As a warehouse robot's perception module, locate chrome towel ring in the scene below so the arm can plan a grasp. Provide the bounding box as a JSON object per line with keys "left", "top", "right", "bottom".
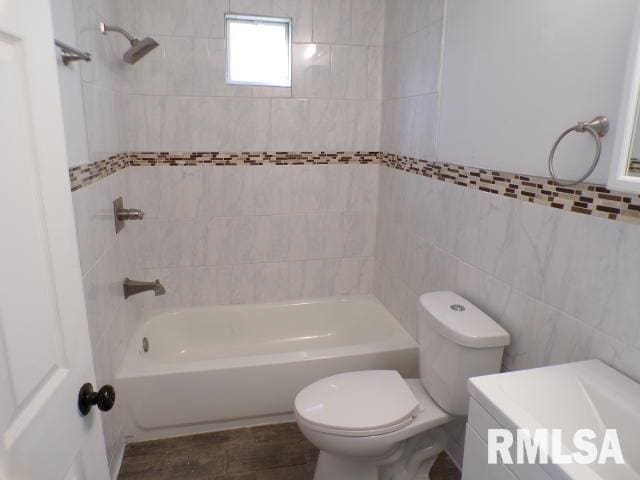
{"left": 548, "top": 116, "right": 609, "bottom": 187}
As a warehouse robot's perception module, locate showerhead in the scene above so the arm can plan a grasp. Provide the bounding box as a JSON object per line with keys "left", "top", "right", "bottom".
{"left": 99, "top": 22, "right": 159, "bottom": 64}
{"left": 123, "top": 37, "right": 159, "bottom": 64}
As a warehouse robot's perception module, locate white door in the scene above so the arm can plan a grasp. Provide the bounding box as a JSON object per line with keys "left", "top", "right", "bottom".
{"left": 0, "top": 0, "right": 110, "bottom": 479}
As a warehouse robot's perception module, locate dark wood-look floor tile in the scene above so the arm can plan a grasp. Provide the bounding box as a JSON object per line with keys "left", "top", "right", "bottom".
{"left": 191, "top": 427, "right": 254, "bottom": 449}
{"left": 118, "top": 422, "right": 461, "bottom": 480}
{"left": 432, "top": 452, "right": 462, "bottom": 480}
{"left": 254, "top": 463, "right": 316, "bottom": 480}
{"left": 250, "top": 423, "right": 306, "bottom": 444}
{"left": 163, "top": 448, "right": 226, "bottom": 479}
{"left": 213, "top": 474, "right": 258, "bottom": 480}
{"left": 118, "top": 452, "right": 165, "bottom": 479}
{"left": 227, "top": 443, "right": 306, "bottom": 474}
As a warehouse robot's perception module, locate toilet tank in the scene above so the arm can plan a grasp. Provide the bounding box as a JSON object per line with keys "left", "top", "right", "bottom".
{"left": 418, "top": 291, "right": 510, "bottom": 416}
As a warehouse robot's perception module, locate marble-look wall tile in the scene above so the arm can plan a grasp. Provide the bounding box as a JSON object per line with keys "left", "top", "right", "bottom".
{"left": 190, "top": 97, "right": 270, "bottom": 151}
{"left": 212, "top": 166, "right": 255, "bottom": 217}
{"left": 351, "top": 0, "right": 385, "bottom": 46}
{"left": 381, "top": 0, "right": 444, "bottom": 157}
{"left": 253, "top": 165, "right": 293, "bottom": 215}
{"left": 347, "top": 100, "right": 381, "bottom": 151}
{"left": 254, "top": 262, "right": 291, "bottom": 302}
{"left": 292, "top": 43, "right": 331, "bottom": 99}
{"left": 367, "top": 47, "right": 384, "bottom": 100}
{"left": 325, "top": 257, "right": 374, "bottom": 295}
{"left": 273, "top": 0, "right": 312, "bottom": 42}
{"left": 331, "top": 46, "right": 369, "bottom": 99}
{"left": 312, "top": 0, "right": 352, "bottom": 44}
{"left": 230, "top": 0, "right": 272, "bottom": 15}
{"left": 120, "top": 95, "right": 148, "bottom": 152}
{"left": 124, "top": 164, "right": 377, "bottom": 311}
{"left": 290, "top": 259, "right": 327, "bottom": 298}
{"left": 115, "top": 0, "right": 383, "bottom": 153}
{"left": 139, "top": 0, "right": 228, "bottom": 37}
{"left": 164, "top": 36, "right": 210, "bottom": 96}
{"left": 217, "top": 264, "right": 255, "bottom": 304}
{"left": 254, "top": 215, "right": 291, "bottom": 262}
{"left": 145, "top": 96, "right": 191, "bottom": 151}
{"left": 157, "top": 166, "right": 204, "bottom": 219}
{"left": 373, "top": 164, "right": 640, "bottom": 386}
{"left": 291, "top": 164, "right": 328, "bottom": 213}
{"left": 270, "top": 99, "right": 310, "bottom": 151}
{"left": 288, "top": 214, "right": 325, "bottom": 260}
{"left": 309, "top": 99, "right": 348, "bottom": 150}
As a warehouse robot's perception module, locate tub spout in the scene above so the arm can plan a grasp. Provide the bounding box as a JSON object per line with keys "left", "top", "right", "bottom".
{"left": 123, "top": 278, "right": 166, "bottom": 299}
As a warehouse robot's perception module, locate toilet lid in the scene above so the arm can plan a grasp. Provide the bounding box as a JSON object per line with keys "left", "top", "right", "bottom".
{"left": 295, "top": 370, "right": 419, "bottom": 434}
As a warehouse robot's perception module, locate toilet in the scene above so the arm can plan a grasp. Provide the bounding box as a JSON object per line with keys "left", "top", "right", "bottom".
{"left": 294, "top": 291, "right": 510, "bottom": 480}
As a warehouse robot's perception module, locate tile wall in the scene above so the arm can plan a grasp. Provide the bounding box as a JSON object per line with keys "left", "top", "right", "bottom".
{"left": 74, "top": 0, "right": 128, "bottom": 165}
{"left": 128, "top": 163, "right": 379, "bottom": 311}
{"left": 114, "top": 0, "right": 385, "bottom": 152}
{"left": 372, "top": 165, "right": 640, "bottom": 465}
{"left": 71, "top": 170, "right": 139, "bottom": 475}
{"left": 377, "top": 0, "right": 640, "bottom": 465}
{"left": 381, "top": 0, "right": 444, "bottom": 159}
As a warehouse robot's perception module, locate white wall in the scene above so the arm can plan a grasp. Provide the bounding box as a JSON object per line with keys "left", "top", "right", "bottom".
{"left": 438, "top": 0, "right": 638, "bottom": 183}
{"left": 116, "top": 0, "right": 385, "bottom": 152}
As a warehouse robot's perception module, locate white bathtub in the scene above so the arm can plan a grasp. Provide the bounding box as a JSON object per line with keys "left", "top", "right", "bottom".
{"left": 117, "top": 295, "right": 418, "bottom": 440}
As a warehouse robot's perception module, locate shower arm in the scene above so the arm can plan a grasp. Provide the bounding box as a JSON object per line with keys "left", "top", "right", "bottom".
{"left": 99, "top": 22, "right": 137, "bottom": 44}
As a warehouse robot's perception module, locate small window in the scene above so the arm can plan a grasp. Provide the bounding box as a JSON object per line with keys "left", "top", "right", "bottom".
{"left": 225, "top": 14, "right": 292, "bottom": 87}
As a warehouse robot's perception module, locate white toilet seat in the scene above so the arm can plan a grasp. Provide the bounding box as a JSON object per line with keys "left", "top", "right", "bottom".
{"left": 295, "top": 370, "right": 419, "bottom": 437}
{"left": 296, "top": 413, "right": 415, "bottom": 437}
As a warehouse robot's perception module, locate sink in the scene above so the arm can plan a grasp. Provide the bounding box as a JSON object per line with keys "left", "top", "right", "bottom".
{"left": 466, "top": 360, "right": 640, "bottom": 480}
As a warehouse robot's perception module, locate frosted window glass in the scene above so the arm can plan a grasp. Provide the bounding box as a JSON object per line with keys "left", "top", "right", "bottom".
{"left": 226, "top": 15, "right": 291, "bottom": 87}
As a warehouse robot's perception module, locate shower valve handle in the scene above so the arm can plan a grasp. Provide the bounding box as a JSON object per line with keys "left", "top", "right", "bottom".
{"left": 78, "top": 383, "right": 116, "bottom": 416}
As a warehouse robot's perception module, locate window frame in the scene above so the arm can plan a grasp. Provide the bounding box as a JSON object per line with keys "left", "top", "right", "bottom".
{"left": 225, "top": 13, "right": 293, "bottom": 88}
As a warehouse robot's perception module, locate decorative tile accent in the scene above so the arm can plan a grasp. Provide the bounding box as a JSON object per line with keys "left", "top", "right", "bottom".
{"left": 127, "top": 151, "right": 380, "bottom": 166}
{"left": 629, "top": 158, "right": 640, "bottom": 176}
{"left": 68, "top": 153, "right": 129, "bottom": 191}
{"left": 68, "top": 151, "right": 640, "bottom": 224}
{"left": 68, "top": 152, "right": 380, "bottom": 190}
{"left": 381, "top": 153, "right": 640, "bottom": 224}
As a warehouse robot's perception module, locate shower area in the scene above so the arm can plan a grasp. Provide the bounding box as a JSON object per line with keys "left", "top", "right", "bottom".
{"left": 54, "top": 0, "right": 391, "bottom": 474}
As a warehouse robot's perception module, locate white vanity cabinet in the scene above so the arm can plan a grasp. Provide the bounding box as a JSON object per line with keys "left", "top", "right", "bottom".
{"left": 462, "top": 399, "right": 551, "bottom": 480}
{"left": 461, "top": 361, "right": 640, "bottom": 480}
{"left": 463, "top": 423, "right": 517, "bottom": 480}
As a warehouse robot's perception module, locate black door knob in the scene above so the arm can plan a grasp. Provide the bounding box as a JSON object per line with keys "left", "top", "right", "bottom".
{"left": 78, "top": 383, "right": 116, "bottom": 416}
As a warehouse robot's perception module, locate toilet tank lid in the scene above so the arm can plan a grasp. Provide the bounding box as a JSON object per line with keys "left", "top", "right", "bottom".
{"left": 419, "top": 291, "right": 510, "bottom": 348}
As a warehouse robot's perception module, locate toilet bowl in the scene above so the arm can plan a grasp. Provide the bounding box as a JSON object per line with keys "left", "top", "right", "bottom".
{"left": 294, "top": 291, "right": 510, "bottom": 480}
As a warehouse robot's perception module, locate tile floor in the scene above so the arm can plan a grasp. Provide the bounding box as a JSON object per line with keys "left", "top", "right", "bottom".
{"left": 118, "top": 423, "right": 461, "bottom": 479}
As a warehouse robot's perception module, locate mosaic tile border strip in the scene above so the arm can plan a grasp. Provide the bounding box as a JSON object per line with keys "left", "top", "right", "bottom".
{"left": 381, "top": 153, "right": 640, "bottom": 224}
{"left": 128, "top": 151, "right": 381, "bottom": 166}
{"left": 68, "top": 153, "right": 129, "bottom": 192}
{"left": 68, "top": 151, "right": 640, "bottom": 224}
{"left": 68, "top": 152, "right": 380, "bottom": 191}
